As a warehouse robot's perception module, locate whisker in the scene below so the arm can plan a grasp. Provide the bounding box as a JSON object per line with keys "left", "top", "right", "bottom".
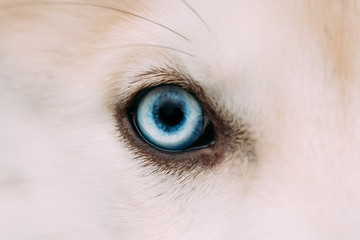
{"left": 180, "top": 0, "right": 211, "bottom": 32}
{"left": 106, "top": 44, "right": 194, "bottom": 57}
{"left": 2, "top": 1, "right": 190, "bottom": 42}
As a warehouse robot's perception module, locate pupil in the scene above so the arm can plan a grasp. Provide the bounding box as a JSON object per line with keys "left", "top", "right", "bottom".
{"left": 157, "top": 100, "right": 184, "bottom": 127}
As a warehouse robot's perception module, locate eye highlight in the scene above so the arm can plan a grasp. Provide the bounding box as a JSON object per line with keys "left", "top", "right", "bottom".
{"left": 129, "top": 85, "right": 215, "bottom": 152}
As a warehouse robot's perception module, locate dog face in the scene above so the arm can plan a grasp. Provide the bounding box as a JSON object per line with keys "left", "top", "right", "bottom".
{"left": 1, "top": 1, "right": 360, "bottom": 239}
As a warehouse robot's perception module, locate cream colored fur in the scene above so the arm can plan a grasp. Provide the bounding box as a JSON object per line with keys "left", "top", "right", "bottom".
{"left": 1, "top": 0, "right": 360, "bottom": 239}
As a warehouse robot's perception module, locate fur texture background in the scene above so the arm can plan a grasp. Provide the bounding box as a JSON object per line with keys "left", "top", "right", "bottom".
{"left": 1, "top": 0, "right": 360, "bottom": 239}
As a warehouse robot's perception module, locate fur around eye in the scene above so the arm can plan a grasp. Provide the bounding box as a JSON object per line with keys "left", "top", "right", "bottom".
{"left": 113, "top": 68, "right": 236, "bottom": 174}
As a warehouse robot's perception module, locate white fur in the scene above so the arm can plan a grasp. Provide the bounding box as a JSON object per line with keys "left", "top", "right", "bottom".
{"left": 1, "top": 0, "right": 360, "bottom": 239}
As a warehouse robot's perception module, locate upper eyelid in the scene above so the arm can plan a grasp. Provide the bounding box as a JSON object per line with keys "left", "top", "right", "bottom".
{"left": 118, "top": 66, "right": 207, "bottom": 110}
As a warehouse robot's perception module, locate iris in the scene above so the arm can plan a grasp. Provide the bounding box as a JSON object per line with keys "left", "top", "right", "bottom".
{"left": 136, "top": 85, "right": 203, "bottom": 151}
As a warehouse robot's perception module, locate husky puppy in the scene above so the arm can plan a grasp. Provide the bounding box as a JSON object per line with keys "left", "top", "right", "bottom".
{"left": 1, "top": 0, "right": 360, "bottom": 239}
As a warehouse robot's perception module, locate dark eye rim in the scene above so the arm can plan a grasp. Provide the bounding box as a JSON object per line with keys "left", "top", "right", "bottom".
{"left": 113, "top": 73, "right": 233, "bottom": 174}
{"left": 127, "top": 84, "right": 216, "bottom": 153}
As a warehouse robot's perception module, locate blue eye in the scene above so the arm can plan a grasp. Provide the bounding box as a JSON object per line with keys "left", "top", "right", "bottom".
{"left": 133, "top": 85, "right": 209, "bottom": 151}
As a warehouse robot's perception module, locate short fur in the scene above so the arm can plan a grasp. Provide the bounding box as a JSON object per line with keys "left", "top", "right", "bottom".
{"left": 1, "top": 1, "right": 360, "bottom": 239}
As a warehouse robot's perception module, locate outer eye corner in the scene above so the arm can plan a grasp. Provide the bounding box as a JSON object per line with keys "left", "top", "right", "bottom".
{"left": 128, "top": 84, "right": 215, "bottom": 153}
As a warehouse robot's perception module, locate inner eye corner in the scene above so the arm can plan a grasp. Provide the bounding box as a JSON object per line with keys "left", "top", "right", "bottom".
{"left": 125, "top": 84, "right": 216, "bottom": 154}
